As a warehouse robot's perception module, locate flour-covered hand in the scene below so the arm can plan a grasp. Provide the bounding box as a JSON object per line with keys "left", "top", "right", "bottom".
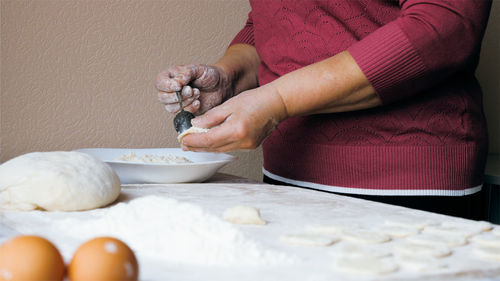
{"left": 180, "top": 85, "right": 288, "bottom": 152}
{"left": 156, "top": 64, "right": 232, "bottom": 115}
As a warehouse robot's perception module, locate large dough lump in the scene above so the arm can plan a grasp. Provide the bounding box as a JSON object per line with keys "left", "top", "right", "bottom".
{"left": 0, "top": 151, "right": 121, "bottom": 211}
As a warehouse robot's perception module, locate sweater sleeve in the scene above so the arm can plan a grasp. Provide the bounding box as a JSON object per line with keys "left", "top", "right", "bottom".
{"left": 229, "top": 11, "right": 255, "bottom": 47}
{"left": 347, "top": 0, "right": 492, "bottom": 104}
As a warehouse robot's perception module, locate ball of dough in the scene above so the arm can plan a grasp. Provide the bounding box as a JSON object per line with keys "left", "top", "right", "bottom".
{"left": 0, "top": 151, "right": 121, "bottom": 211}
{"left": 223, "top": 205, "right": 266, "bottom": 225}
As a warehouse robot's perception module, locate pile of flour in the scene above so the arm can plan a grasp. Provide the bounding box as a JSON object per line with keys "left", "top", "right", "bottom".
{"left": 11, "top": 196, "right": 293, "bottom": 266}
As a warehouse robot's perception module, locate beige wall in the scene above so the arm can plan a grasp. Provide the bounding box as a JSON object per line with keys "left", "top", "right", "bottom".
{"left": 1, "top": 0, "right": 499, "bottom": 181}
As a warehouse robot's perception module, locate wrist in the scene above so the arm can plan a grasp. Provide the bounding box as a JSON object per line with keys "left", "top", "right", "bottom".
{"left": 212, "top": 63, "right": 235, "bottom": 102}
{"left": 262, "top": 83, "right": 289, "bottom": 124}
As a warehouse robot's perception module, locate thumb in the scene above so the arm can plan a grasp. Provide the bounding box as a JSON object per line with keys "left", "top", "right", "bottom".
{"left": 191, "top": 106, "right": 230, "bottom": 129}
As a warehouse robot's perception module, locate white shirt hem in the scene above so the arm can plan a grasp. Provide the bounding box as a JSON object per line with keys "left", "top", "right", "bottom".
{"left": 262, "top": 168, "right": 482, "bottom": 196}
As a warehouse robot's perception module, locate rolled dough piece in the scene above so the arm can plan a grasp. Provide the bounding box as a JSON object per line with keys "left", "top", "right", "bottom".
{"left": 384, "top": 219, "right": 435, "bottom": 230}
{"left": 493, "top": 227, "right": 500, "bottom": 237}
{"left": 177, "top": 126, "right": 209, "bottom": 142}
{"left": 470, "top": 233, "right": 500, "bottom": 248}
{"left": 393, "top": 242, "right": 451, "bottom": 258}
{"left": 378, "top": 226, "right": 420, "bottom": 238}
{"left": 406, "top": 233, "right": 467, "bottom": 248}
{"left": 396, "top": 256, "right": 448, "bottom": 272}
{"left": 441, "top": 220, "right": 493, "bottom": 232}
{"left": 280, "top": 234, "right": 339, "bottom": 247}
{"left": 306, "top": 223, "right": 359, "bottom": 235}
{"left": 223, "top": 205, "right": 266, "bottom": 225}
{"left": 423, "top": 225, "right": 483, "bottom": 238}
{"left": 473, "top": 246, "right": 500, "bottom": 262}
{"left": 330, "top": 243, "right": 392, "bottom": 259}
{"left": 333, "top": 256, "right": 398, "bottom": 275}
{"left": 340, "top": 228, "right": 391, "bottom": 244}
{"left": 0, "top": 151, "right": 121, "bottom": 211}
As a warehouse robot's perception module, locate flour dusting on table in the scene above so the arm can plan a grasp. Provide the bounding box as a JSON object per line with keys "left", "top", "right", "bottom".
{"left": 4, "top": 196, "right": 293, "bottom": 266}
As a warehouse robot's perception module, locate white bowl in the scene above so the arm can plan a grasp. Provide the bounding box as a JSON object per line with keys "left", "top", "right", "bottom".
{"left": 75, "top": 148, "right": 236, "bottom": 184}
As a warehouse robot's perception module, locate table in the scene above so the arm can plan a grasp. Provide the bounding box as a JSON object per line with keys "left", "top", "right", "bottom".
{"left": 1, "top": 175, "right": 500, "bottom": 281}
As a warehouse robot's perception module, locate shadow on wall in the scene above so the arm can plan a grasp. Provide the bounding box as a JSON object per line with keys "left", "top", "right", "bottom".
{"left": 477, "top": 0, "right": 500, "bottom": 153}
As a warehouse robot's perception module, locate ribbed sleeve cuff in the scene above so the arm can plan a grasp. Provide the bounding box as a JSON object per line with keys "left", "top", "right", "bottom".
{"left": 348, "top": 22, "right": 427, "bottom": 104}
{"left": 229, "top": 25, "right": 255, "bottom": 47}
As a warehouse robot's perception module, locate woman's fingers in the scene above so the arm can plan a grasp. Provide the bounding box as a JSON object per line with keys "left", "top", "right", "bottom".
{"left": 158, "top": 86, "right": 202, "bottom": 113}
{"left": 181, "top": 121, "right": 237, "bottom": 151}
{"left": 165, "top": 96, "right": 198, "bottom": 113}
{"left": 191, "top": 105, "right": 229, "bottom": 128}
{"left": 179, "top": 87, "right": 287, "bottom": 153}
{"left": 156, "top": 64, "right": 230, "bottom": 117}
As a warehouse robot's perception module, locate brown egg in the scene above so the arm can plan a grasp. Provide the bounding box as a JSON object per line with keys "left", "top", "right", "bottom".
{"left": 0, "top": 235, "right": 65, "bottom": 281}
{"left": 69, "top": 237, "right": 138, "bottom": 281}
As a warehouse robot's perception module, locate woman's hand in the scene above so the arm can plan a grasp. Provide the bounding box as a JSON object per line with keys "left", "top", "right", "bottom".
{"left": 156, "top": 64, "right": 232, "bottom": 115}
{"left": 180, "top": 84, "right": 288, "bottom": 152}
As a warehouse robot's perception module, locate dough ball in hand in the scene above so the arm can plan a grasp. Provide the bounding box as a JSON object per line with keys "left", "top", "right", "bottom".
{"left": 0, "top": 151, "right": 121, "bottom": 211}
{"left": 223, "top": 205, "right": 266, "bottom": 225}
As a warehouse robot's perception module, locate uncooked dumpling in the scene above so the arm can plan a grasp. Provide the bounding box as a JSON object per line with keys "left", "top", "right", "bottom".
{"left": 223, "top": 205, "right": 266, "bottom": 225}
{"left": 177, "top": 126, "right": 209, "bottom": 142}
{"left": 0, "top": 151, "right": 121, "bottom": 211}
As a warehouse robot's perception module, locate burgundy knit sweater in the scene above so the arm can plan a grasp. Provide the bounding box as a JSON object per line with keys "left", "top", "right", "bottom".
{"left": 230, "top": 0, "right": 491, "bottom": 196}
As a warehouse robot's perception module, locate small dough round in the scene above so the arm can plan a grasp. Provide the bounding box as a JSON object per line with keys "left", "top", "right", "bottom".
{"left": 441, "top": 221, "right": 492, "bottom": 232}
{"left": 177, "top": 126, "right": 209, "bottom": 142}
{"left": 470, "top": 233, "right": 500, "bottom": 248}
{"left": 0, "top": 151, "right": 121, "bottom": 211}
{"left": 396, "top": 256, "right": 448, "bottom": 272}
{"left": 340, "top": 228, "right": 391, "bottom": 244}
{"left": 280, "top": 234, "right": 339, "bottom": 247}
{"left": 306, "top": 223, "right": 358, "bottom": 235}
{"left": 384, "top": 219, "right": 435, "bottom": 230}
{"left": 223, "top": 205, "right": 266, "bottom": 225}
{"left": 406, "top": 233, "right": 467, "bottom": 248}
{"left": 422, "top": 225, "right": 482, "bottom": 238}
{"left": 334, "top": 256, "right": 398, "bottom": 275}
{"left": 473, "top": 246, "right": 500, "bottom": 262}
{"left": 393, "top": 242, "right": 451, "bottom": 258}
{"left": 378, "top": 226, "right": 420, "bottom": 238}
{"left": 330, "top": 243, "right": 392, "bottom": 259}
{"left": 423, "top": 221, "right": 493, "bottom": 238}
